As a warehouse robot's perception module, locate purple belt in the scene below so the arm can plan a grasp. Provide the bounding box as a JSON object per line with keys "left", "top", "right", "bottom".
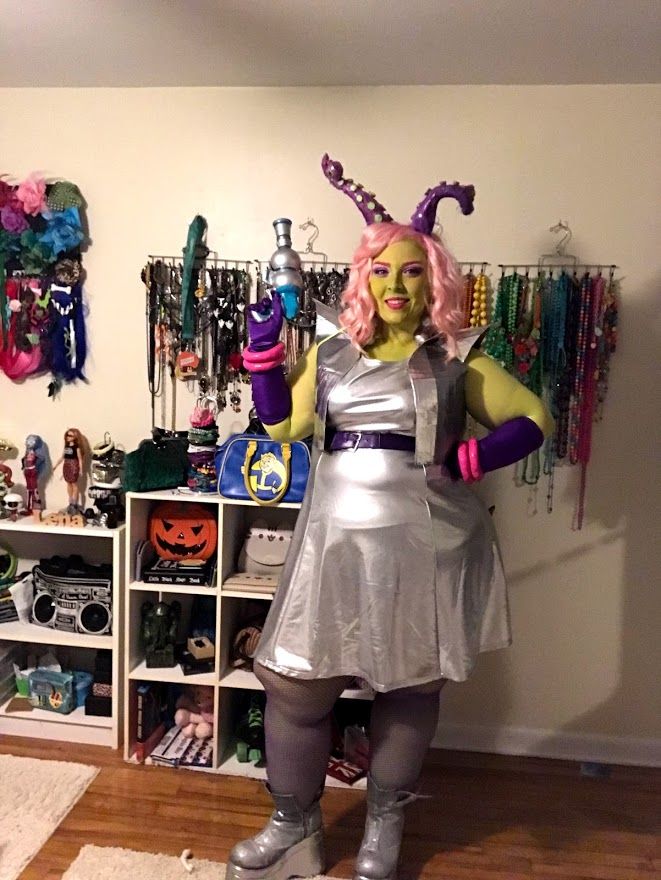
{"left": 329, "top": 431, "right": 416, "bottom": 452}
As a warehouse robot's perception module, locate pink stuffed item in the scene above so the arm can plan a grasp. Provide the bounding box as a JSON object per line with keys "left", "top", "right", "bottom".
{"left": 174, "top": 685, "right": 214, "bottom": 740}
{"left": 190, "top": 402, "right": 216, "bottom": 428}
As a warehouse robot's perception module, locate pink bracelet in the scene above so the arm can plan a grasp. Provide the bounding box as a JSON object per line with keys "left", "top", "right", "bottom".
{"left": 242, "top": 342, "right": 286, "bottom": 372}
{"left": 242, "top": 354, "right": 286, "bottom": 372}
{"left": 457, "top": 442, "right": 473, "bottom": 483}
{"left": 467, "top": 437, "right": 484, "bottom": 481}
{"left": 242, "top": 341, "right": 285, "bottom": 364}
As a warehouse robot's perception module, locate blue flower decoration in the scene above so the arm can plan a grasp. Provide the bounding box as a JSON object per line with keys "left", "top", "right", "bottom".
{"left": 38, "top": 207, "right": 84, "bottom": 257}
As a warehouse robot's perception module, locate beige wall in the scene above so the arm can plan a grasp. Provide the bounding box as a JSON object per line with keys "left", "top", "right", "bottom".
{"left": 0, "top": 85, "right": 659, "bottom": 760}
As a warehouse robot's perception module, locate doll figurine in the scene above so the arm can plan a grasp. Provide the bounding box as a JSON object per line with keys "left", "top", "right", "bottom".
{"left": 53, "top": 427, "right": 86, "bottom": 514}
{"left": 0, "top": 463, "right": 14, "bottom": 518}
{"left": 21, "top": 434, "right": 47, "bottom": 520}
{"left": 229, "top": 156, "right": 555, "bottom": 880}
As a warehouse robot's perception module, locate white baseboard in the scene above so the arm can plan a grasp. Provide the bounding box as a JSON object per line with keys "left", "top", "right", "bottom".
{"left": 432, "top": 723, "right": 661, "bottom": 767}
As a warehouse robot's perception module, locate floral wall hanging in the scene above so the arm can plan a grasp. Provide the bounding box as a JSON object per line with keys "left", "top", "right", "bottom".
{"left": 0, "top": 173, "right": 89, "bottom": 397}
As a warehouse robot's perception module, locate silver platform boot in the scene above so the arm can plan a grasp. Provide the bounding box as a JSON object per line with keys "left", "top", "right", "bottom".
{"left": 226, "top": 785, "right": 325, "bottom": 880}
{"left": 353, "top": 775, "right": 422, "bottom": 880}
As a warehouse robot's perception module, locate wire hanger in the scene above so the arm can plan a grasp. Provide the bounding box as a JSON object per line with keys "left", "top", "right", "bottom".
{"left": 298, "top": 218, "right": 329, "bottom": 267}
{"left": 538, "top": 220, "right": 579, "bottom": 270}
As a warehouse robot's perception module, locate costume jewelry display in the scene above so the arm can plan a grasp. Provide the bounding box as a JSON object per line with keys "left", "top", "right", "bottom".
{"left": 485, "top": 264, "right": 619, "bottom": 526}
{"left": 1, "top": 173, "right": 89, "bottom": 396}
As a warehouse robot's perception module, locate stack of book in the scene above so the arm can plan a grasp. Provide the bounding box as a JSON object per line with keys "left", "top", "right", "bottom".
{"left": 0, "top": 588, "right": 19, "bottom": 623}
{"left": 146, "top": 725, "right": 213, "bottom": 768}
{"left": 0, "top": 643, "right": 18, "bottom": 704}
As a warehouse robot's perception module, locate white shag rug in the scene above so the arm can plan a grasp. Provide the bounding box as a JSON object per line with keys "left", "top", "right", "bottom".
{"left": 0, "top": 754, "right": 98, "bottom": 880}
{"left": 62, "top": 845, "right": 330, "bottom": 879}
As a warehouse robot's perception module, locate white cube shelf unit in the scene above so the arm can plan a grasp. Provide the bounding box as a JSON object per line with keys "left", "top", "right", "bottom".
{"left": 0, "top": 519, "right": 125, "bottom": 748}
{"left": 124, "top": 490, "right": 372, "bottom": 787}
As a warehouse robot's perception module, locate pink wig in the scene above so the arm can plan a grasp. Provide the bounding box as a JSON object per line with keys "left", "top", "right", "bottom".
{"left": 339, "top": 222, "right": 464, "bottom": 358}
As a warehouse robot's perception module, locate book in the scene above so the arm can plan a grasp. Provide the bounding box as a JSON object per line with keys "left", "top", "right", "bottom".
{"left": 0, "top": 591, "right": 19, "bottom": 623}
{"left": 149, "top": 726, "right": 191, "bottom": 767}
{"left": 136, "top": 682, "right": 164, "bottom": 742}
{"left": 146, "top": 725, "right": 180, "bottom": 764}
{"left": 133, "top": 722, "right": 166, "bottom": 763}
{"left": 326, "top": 756, "right": 366, "bottom": 785}
{"left": 222, "top": 572, "right": 278, "bottom": 594}
{"left": 147, "top": 725, "right": 214, "bottom": 768}
{"left": 181, "top": 737, "right": 213, "bottom": 767}
{"left": 141, "top": 557, "right": 216, "bottom": 587}
{"left": 178, "top": 649, "right": 215, "bottom": 677}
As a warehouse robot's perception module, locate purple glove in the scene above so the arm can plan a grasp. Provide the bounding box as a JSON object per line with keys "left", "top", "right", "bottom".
{"left": 249, "top": 368, "right": 292, "bottom": 425}
{"left": 244, "top": 295, "right": 291, "bottom": 425}
{"left": 247, "top": 294, "right": 284, "bottom": 352}
{"left": 449, "top": 417, "right": 544, "bottom": 482}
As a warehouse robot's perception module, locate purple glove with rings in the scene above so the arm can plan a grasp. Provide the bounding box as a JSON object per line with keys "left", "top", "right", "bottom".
{"left": 247, "top": 294, "right": 284, "bottom": 352}
{"left": 449, "top": 417, "right": 545, "bottom": 482}
{"left": 243, "top": 294, "right": 292, "bottom": 426}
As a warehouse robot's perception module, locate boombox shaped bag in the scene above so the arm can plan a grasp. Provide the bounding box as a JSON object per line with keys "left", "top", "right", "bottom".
{"left": 216, "top": 434, "right": 310, "bottom": 506}
{"left": 237, "top": 519, "right": 294, "bottom": 576}
{"left": 32, "top": 555, "right": 113, "bottom": 636}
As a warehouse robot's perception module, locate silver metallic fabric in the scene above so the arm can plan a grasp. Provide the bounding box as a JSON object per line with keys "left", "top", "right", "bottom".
{"left": 227, "top": 789, "right": 324, "bottom": 878}
{"left": 254, "top": 331, "right": 510, "bottom": 690}
{"left": 354, "top": 774, "right": 420, "bottom": 880}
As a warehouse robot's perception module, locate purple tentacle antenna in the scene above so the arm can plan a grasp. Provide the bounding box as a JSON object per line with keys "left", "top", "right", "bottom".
{"left": 321, "top": 154, "right": 393, "bottom": 225}
{"left": 410, "top": 182, "right": 476, "bottom": 235}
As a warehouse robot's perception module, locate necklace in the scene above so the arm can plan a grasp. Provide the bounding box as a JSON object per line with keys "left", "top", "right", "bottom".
{"left": 471, "top": 272, "right": 489, "bottom": 328}
{"left": 595, "top": 275, "right": 619, "bottom": 420}
{"left": 484, "top": 272, "right": 518, "bottom": 367}
{"left": 514, "top": 275, "right": 543, "bottom": 485}
{"left": 462, "top": 270, "right": 474, "bottom": 327}
{"left": 571, "top": 272, "right": 605, "bottom": 528}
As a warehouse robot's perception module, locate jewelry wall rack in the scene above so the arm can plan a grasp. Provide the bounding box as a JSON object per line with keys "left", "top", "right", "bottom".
{"left": 485, "top": 237, "right": 620, "bottom": 528}
{"left": 497, "top": 263, "right": 618, "bottom": 275}
{"left": 142, "top": 254, "right": 253, "bottom": 428}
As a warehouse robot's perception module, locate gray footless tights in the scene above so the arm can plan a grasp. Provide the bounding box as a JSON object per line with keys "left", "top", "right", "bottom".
{"left": 254, "top": 663, "right": 447, "bottom": 809}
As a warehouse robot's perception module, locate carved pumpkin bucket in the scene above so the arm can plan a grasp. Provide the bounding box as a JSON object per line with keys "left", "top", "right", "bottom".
{"left": 149, "top": 501, "right": 217, "bottom": 562}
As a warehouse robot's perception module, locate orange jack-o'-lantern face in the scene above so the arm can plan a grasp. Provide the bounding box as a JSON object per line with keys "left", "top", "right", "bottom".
{"left": 149, "top": 502, "right": 217, "bottom": 562}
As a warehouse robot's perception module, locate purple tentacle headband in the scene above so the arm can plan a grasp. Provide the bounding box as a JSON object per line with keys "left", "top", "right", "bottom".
{"left": 321, "top": 153, "right": 475, "bottom": 234}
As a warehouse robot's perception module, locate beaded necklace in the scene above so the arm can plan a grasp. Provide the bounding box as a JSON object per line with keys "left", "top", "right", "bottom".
{"left": 540, "top": 271, "right": 571, "bottom": 511}
{"left": 484, "top": 271, "right": 520, "bottom": 367}
{"left": 556, "top": 272, "right": 579, "bottom": 462}
{"left": 571, "top": 272, "right": 605, "bottom": 529}
{"left": 515, "top": 275, "right": 544, "bottom": 485}
{"left": 471, "top": 272, "right": 489, "bottom": 328}
{"left": 595, "top": 275, "right": 619, "bottom": 420}
{"left": 568, "top": 272, "right": 592, "bottom": 464}
{"left": 462, "top": 270, "right": 475, "bottom": 327}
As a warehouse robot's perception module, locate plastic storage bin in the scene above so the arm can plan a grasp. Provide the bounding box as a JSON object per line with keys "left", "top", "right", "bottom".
{"left": 73, "top": 671, "right": 94, "bottom": 708}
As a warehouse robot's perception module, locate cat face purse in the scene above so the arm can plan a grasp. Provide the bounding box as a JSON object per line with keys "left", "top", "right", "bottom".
{"left": 237, "top": 519, "right": 293, "bottom": 577}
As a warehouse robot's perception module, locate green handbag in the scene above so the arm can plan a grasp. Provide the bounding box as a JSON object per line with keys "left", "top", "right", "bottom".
{"left": 124, "top": 430, "right": 189, "bottom": 493}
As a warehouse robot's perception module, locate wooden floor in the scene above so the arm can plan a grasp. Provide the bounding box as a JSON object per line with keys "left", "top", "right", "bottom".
{"left": 2, "top": 736, "right": 659, "bottom": 880}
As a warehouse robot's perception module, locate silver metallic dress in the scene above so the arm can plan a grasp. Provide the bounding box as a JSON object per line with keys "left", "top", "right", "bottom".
{"left": 254, "top": 355, "right": 510, "bottom": 691}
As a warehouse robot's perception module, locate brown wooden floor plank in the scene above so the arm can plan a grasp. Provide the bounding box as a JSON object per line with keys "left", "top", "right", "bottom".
{"left": 2, "top": 735, "right": 658, "bottom": 880}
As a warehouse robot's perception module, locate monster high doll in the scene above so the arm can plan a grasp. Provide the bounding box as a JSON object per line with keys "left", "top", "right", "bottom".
{"left": 228, "top": 155, "right": 554, "bottom": 880}
{"left": 53, "top": 428, "right": 87, "bottom": 513}
{"left": 21, "top": 434, "right": 47, "bottom": 520}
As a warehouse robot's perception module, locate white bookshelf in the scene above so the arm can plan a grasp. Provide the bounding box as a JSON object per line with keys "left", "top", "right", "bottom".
{"left": 0, "top": 519, "right": 124, "bottom": 748}
{"left": 123, "top": 490, "right": 372, "bottom": 787}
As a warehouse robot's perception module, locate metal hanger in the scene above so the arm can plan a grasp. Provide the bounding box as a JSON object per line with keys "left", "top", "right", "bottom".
{"left": 298, "top": 218, "right": 328, "bottom": 266}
